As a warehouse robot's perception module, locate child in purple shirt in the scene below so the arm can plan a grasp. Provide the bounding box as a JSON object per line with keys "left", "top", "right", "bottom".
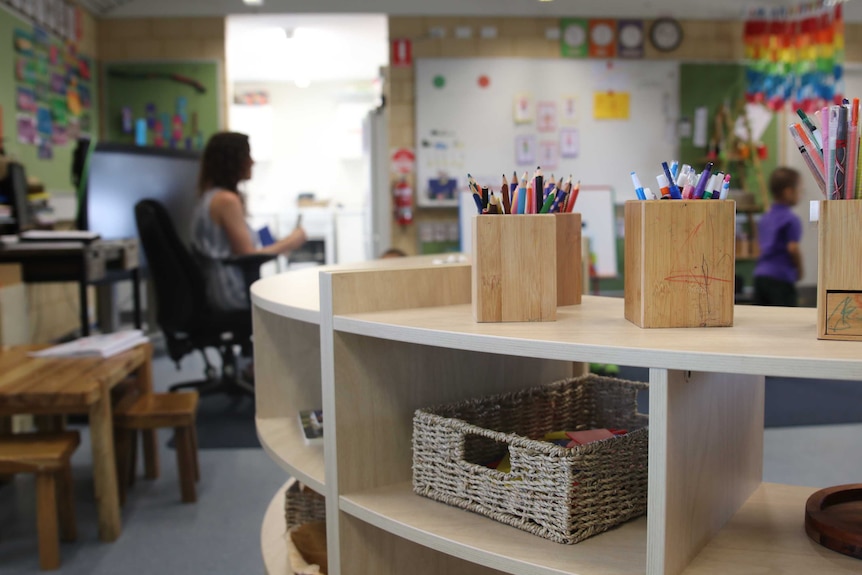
{"left": 753, "top": 167, "right": 803, "bottom": 306}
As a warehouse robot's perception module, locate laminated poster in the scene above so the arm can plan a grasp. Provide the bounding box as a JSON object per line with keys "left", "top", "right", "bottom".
{"left": 561, "top": 95, "right": 578, "bottom": 126}
{"left": 36, "top": 106, "right": 53, "bottom": 135}
{"left": 560, "top": 128, "right": 580, "bottom": 159}
{"left": 515, "top": 134, "right": 536, "bottom": 166}
{"left": 593, "top": 92, "right": 630, "bottom": 120}
{"left": 514, "top": 94, "right": 534, "bottom": 124}
{"left": 16, "top": 114, "right": 37, "bottom": 144}
{"left": 537, "top": 101, "right": 557, "bottom": 132}
{"left": 16, "top": 87, "right": 37, "bottom": 113}
{"left": 538, "top": 140, "right": 559, "bottom": 170}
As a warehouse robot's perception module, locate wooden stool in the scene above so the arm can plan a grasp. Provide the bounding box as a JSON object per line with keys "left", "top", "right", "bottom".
{"left": 114, "top": 392, "right": 199, "bottom": 504}
{"left": 0, "top": 432, "right": 80, "bottom": 570}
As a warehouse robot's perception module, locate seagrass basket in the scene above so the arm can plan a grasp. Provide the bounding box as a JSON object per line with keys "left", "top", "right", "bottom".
{"left": 412, "top": 374, "right": 649, "bottom": 544}
{"left": 284, "top": 479, "right": 327, "bottom": 575}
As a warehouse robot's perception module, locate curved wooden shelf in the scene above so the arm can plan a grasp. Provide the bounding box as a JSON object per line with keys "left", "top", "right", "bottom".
{"left": 254, "top": 260, "right": 862, "bottom": 575}
{"left": 256, "top": 417, "right": 325, "bottom": 493}
{"left": 261, "top": 481, "right": 290, "bottom": 575}
{"left": 333, "top": 296, "right": 862, "bottom": 381}
{"left": 340, "top": 482, "right": 646, "bottom": 575}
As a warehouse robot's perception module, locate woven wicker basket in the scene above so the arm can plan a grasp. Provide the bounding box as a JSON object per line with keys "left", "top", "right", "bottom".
{"left": 412, "top": 374, "right": 649, "bottom": 544}
{"left": 284, "top": 479, "right": 327, "bottom": 575}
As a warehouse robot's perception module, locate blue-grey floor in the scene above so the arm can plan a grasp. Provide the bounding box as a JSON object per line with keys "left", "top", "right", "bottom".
{"left": 1, "top": 353, "right": 862, "bottom": 573}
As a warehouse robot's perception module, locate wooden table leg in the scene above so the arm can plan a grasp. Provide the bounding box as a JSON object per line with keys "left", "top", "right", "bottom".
{"left": 136, "top": 344, "right": 159, "bottom": 480}
{"left": 89, "top": 386, "right": 121, "bottom": 542}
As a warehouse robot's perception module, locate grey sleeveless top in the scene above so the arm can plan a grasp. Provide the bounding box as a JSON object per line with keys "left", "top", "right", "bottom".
{"left": 190, "top": 189, "right": 256, "bottom": 311}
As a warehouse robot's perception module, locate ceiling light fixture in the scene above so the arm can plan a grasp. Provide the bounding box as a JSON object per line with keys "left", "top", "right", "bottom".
{"left": 243, "top": 0, "right": 264, "bottom": 6}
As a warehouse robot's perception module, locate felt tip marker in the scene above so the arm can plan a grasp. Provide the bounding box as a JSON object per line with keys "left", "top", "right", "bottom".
{"left": 644, "top": 187, "right": 657, "bottom": 200}
{"left": 676, "top": 164, "right": 691, "bottom": 188}
{"left": 670, "top": 161, "right": 679, "bottom": 180}
{"left": 631, "top": 171, "right": 646, "bottom": 200}
{"left": 656, "top": 174, "right": 672, "bottom": 199}
{"left": 682, "top": 171, "right": 696, "bottom": 199}
{"left": 719, "top": 174, "right": 731, "bottom": 200}
{"left": 693, "top": 162, "right": 714, "bottom": 199}
{"left": 661, "top": 161, "right": 682, "bottom": 199}
{"left": 712, "top": 172, "right": 725, "bottom": 199}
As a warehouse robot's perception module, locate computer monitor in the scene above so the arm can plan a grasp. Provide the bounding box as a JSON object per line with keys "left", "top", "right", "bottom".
{"left": 82, "top": 143, "right": 201, "bottom": 248}
{"left": 0, "top": 162, "right": 33, "bottom": 233}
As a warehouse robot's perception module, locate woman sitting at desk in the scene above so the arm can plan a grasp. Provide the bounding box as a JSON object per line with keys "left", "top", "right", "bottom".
{"left": 191, "top": 132, "right": 306, "bottom": 311}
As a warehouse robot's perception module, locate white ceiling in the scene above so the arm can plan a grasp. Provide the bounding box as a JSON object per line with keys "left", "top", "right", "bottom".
{"left": 227, "top": 14, "right": 388, "bottom": 84}
{"left": 97, "top": 0, "right": 862, "bottom": 22}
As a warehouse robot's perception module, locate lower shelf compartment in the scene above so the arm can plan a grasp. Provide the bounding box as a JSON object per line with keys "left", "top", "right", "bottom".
{"left": 340, "top": 482, "right": 862, "bottom": 575}
{"left": 256, "top": 416, "right": 325, "bottom": 493}
{"left": 261, "top": 481, "right": 291, "bottom": 575}
{"left": 339, "top": 481, "right": 647, "bottom": 575}
{"left": 681, "top": 483, "right": 862, "bottom": 574}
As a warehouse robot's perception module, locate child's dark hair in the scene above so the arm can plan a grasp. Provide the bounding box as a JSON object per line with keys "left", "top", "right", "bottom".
{"left": 198, "top": 132, "right": 250, "bottom": 195}
{"left": 768, "top": 167, "right": 800, "bottom": 200}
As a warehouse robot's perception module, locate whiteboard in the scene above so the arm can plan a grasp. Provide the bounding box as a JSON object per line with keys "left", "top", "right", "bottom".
{"left": 423, "top": 57, "right": 678, "bottom": 277}
{"left": 416, "top": 58, "right": 679, "bottom": 209}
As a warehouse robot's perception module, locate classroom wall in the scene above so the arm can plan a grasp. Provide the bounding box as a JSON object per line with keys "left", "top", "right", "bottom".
{"left": 96, "top": 17, "right": 227, "bottom": 130}
{"left": 0, "top": 4, "right": 99, "bottom": 195}
{"left": 386, "top": 17, "right": 748, "bottom": 255}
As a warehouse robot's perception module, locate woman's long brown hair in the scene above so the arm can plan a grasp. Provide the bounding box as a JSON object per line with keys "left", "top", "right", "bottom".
{"left": 197, "top": 132, "right": 250, "bottom": 195}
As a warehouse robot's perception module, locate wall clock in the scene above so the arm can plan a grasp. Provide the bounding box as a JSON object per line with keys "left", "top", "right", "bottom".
{"left": 649, "top": 18, "right": 683, "bottom": 53}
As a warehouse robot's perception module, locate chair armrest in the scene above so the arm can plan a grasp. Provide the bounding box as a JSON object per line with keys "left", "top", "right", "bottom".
{"left": 223, "top": 253, "right": 278, "bottom": 289}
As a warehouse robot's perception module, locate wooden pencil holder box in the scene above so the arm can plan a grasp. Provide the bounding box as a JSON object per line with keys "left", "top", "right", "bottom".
{"left": 624, "top": 200, "right": 736, "bottom": 328}
{"left": 817, "top": 200, "right": 862, "bottom": 340}
{"left": 472, "top": 213, "right": 581, "bottom": 323}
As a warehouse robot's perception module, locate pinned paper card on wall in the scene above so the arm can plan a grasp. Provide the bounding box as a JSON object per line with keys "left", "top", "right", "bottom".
{"left": 515, "top": 134, "right": 536, "bottom": 165}
{"left": 593, "top": 92, "right": 630, "bottom": 120}
{"left": 538, "top": 140, "right": 559, "bottom": 170}
{"left": 537, "top": 101, "right": 557, "bottom": 132}
{"left": 514, "top": 93, "right": 533, "bottom": 124}
{"left": 560, "top": 128, "right": 580, "bottom": 158}
{"left": 589, "top": 20, "right": 617, "bottom": 58}
{"left": 16, "top": 114, "right": 37, "bottom": 144}
{"left": 176, "top": 96, "right": 188, "bottom": 123}
{"left": 561, "top": 95, "right": 578, "bottom": 125}
{"left": 36, "top": 106, "right": 53, "bottom": 135}
{"left": 16, "top": 87, "right": 36, "bottom": 113}
{"left": 145, "top": 103, "right": 157, "bottom": 129}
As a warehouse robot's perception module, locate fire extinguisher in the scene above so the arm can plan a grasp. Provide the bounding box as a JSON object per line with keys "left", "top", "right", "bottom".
{"left": 394, "top": 177, "right": 414, "bottom": 226}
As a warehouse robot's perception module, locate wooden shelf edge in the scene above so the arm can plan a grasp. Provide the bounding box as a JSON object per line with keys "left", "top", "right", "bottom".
{"left": 261, "top": 480, "right": 292, "bottom": 575}
{"left": 251, "top": 295, "right": 321, "bottom": 326}
{"left": 256, "top": 417, "right": 326, "bottom": 493}
{"left": 339, "top": 482, "right": 647, "bottom": 575}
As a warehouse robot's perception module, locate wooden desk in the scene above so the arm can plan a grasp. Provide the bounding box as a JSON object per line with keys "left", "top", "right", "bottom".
{"left": 0, "top": 239, "right": 141, "bottom": 336}
{"left": 0, "top": 343, "right": 155, "bottom": 542}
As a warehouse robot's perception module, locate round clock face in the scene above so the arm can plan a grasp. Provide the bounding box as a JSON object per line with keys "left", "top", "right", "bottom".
{"left": 591, "top": 23, "right": 614, "bottom": 47}
{"left": 563, "top": 24, "right": 586, "bottom": 49}
{"left": 650, "top": 18, "right": 683, "bottom": 52}
{"left": 619, "top": 24, "right": 643, "bottom": 49}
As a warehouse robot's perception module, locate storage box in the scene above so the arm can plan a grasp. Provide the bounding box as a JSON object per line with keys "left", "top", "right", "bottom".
{"left": 472, "top": 213, "right": 581, "bottom": 323}
{"left": 817, "top": 200, "right": 862, "bottom": 340}
{"left": 412, "top": 375, "right": 648, "bottom": 544}
{"left": 624, "top": 200, "right": 736, "bottom": 328}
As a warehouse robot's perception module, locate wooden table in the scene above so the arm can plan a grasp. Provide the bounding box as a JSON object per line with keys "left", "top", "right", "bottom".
{"left": 0, "top": 343, "right": 155, "bottom": 542}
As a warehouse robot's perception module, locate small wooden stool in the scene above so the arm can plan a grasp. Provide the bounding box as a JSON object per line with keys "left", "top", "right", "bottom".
{"left": 0, "top": 432, "right": 80, "bottom": 570}
{"left": 114, "top": 392, "right": 200, "bottom": 503}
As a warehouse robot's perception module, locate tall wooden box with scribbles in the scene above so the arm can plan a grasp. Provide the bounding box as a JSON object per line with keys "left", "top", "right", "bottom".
{"left": 624, "top": 200, "right": 736, "bottom": 328}
{"left": 817, "top": 200, "right": 862, "bottom": 340}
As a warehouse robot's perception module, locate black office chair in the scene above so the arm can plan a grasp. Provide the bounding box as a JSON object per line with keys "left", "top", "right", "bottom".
{"left": 134, "top": 199, "right": 273, "bottom": 397}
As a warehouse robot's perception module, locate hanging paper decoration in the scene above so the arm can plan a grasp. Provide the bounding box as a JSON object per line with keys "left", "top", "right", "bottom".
{"left": 744, "top": 1, "right": 844, "bottom": 112}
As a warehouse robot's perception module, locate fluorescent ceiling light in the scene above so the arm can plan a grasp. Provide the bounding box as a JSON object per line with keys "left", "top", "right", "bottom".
{"left": 243, "top": 0, "right": 264, "bottom": 5}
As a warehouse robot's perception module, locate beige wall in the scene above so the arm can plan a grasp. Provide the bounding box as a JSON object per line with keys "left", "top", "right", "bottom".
{"left": 96, "top": 17, "right": 227, "bottom": 130}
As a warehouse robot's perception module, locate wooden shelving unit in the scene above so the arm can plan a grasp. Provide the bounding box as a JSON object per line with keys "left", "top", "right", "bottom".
{"left": 253, "top": 258, "right": 862, "bottom": 575}
{"left": 261, "top": 481, "right": 291, "bottom": 575}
